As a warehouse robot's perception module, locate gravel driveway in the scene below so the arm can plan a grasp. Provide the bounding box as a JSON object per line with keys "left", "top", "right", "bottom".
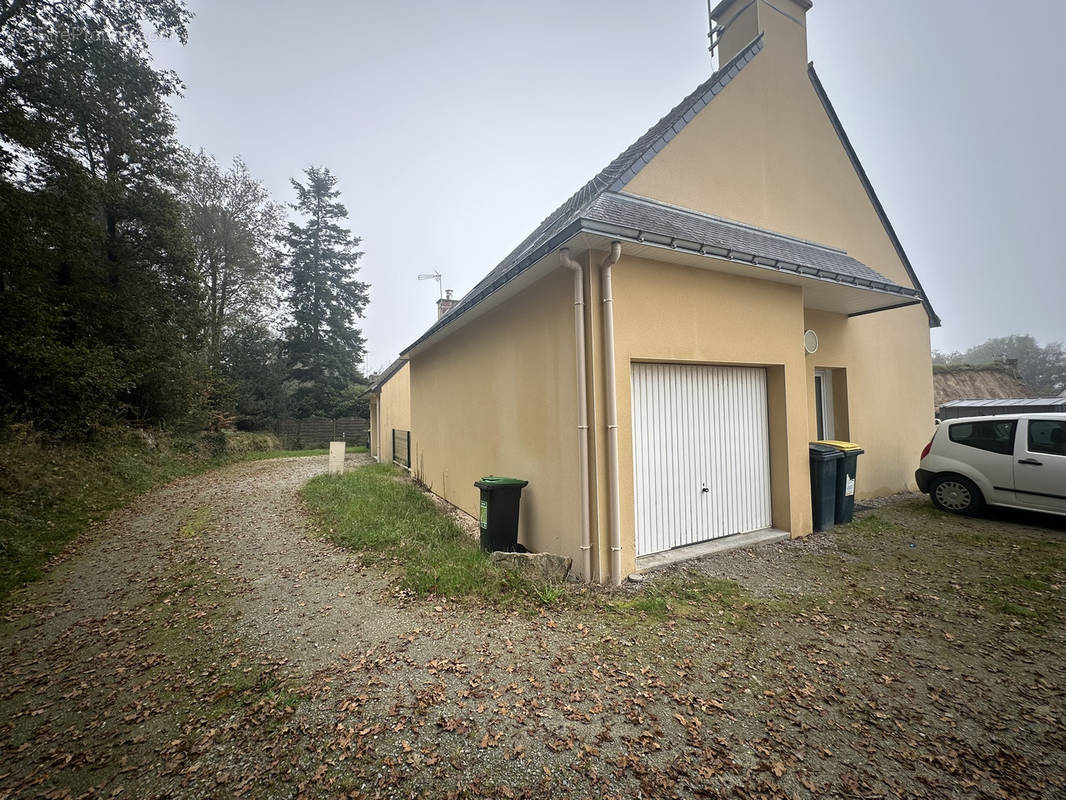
{"left": 1, "top": 458, "right": 1064, "bottom": 799}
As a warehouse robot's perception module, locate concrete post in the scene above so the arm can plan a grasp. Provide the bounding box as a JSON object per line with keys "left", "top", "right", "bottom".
{"left": 328, "top": 441, "right": 346, "bottom": 475}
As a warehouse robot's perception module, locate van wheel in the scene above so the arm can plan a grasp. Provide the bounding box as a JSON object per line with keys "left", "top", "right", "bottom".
{"left": 930, "top": 475, "right": 985, "bottom": 516}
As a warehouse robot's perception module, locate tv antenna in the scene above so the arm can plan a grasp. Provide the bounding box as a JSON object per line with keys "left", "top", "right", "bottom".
{"left": 417, "top": 271, "right": 443, "bottom": 298}
{"left": 707, "top": 0, "right": 721, "bottom": 70}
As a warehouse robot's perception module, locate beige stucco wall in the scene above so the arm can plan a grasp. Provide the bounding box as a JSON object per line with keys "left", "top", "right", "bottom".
{"left": 605, "top": 255, "right": 814, "bottom": 579}
{"left": 802, "top": 308, "right": 935, "bottom": 497}
{"left": 369, "top": 362, "right": 411, "bottom": 464}
{"left": 406, "top": 0, "right": 935, "bottom": 582}
{"left": 409, "top": 270, "right": 584, "bottom": 571}
{"left": 621, "top": 0, "right": 935, "bottom": 501}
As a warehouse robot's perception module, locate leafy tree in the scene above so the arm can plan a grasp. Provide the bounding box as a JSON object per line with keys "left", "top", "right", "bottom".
{"left": 0, "top": 0, "right": 201, "bottom": 431}
{"left": 183, "top": 150, "right": 282, "bottom": 372}
{"left": 0, "top": 0, "right": 190, "bottom": 171}
{"left": 225, "top": 323, "right": 289, "bottom": 430}
{"left": 330, "top": 383, "right": 371, "bottom": 419}
{"left": 933, "top": 334, "right": 1066, "bottom": 395}
{"left": 279, "top": 167, "right": 369, "bottom": 418}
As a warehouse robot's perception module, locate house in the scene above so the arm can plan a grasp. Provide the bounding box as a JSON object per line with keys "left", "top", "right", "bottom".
{"left": 932, "top": 363, "right": 1032, "bottom": 411}
{"left": 366, "top": 292, "right": 461, "bottom": 465}
{"left": 365, "top": 358, "right": 410, "bottom": 466}
{"left": 371, "top": 0, "right": 939, "bottom": 584}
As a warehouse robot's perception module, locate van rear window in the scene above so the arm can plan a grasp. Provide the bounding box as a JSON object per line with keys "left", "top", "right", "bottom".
{"left": 948, "top": 420, "right": 1016, "bottom": 455}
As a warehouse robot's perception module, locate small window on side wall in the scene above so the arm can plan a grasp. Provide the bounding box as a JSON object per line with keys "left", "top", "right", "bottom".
{"left": 814, "top": 368, "right": 834, "bottom": 440}
{"left": 948, "top": 420, "right": 1017, "bottom": 455}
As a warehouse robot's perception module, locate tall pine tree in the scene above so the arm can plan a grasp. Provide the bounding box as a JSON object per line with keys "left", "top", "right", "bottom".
{"left": 279, "top": 167, "right": 369, "bottom": 417}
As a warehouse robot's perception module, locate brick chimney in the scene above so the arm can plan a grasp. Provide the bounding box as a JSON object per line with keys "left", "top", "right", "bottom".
{"left": 710, "top": 0, "right": 812, "bottom": 68}
{"left": 436, "top": 289, "right": 458, "bottom": 319}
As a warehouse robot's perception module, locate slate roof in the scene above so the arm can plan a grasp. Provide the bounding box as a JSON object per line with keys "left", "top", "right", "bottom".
{"left": 583, "top": 192, "right": 918, "bottom": 297}
{"left": 402, "top": 33, "right": 938, "bottom": 355}
{"left": 365, "top": 357, "right": 407, "bottom": 394}
{"left": 403, "top": 35, "right": 766, "bottom": 354}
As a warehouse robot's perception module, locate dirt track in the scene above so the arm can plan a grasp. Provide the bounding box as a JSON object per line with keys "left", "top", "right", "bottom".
{"left": 1, "top": 457, "right": 1064, "bottom": 799}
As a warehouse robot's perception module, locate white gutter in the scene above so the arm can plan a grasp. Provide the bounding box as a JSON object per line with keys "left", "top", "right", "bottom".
{"left": 599, "top": 242, "right": 623, "bottom": 585}
{"left": 558, "top": 248, "right": 591, "bottom": 582}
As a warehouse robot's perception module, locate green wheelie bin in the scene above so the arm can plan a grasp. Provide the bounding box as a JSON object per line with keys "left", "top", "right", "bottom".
{"left": 474, "top": 476, "right": 528, "bottom": 552}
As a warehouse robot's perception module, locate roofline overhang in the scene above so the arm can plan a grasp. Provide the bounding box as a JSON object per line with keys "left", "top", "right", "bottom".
{"left": 361, "top": 358, "right": 408, "bottom": 396}
{"left": 402, "top": 219, "right": 585, "bottom": 357}
{"left": 807, "top": 63, "right": 941, "bottom": 328}
{"left": 402, "top": 219, "right": 921, "bottom": 358}
{"left": 579, "top": 218, "right": 920, "bottom": 299}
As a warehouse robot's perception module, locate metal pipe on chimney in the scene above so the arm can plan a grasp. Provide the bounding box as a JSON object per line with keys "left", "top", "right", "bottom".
{"left": 559, "top": 247, "right": 592, "bottom": 582}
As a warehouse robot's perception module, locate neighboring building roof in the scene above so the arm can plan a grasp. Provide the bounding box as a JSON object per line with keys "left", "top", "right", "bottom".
{"left": 403, "top": 33, "right": 939, "bottom": 356}
{"left": 582, "top": 192, "right": 919, "bottom": 298}
{"left": 364, "top": 358, "right": 407, "bottom": 395}
{"left": 939, "top": 398, "right": 1066, "bottom": 409}
{"left": 933, "top": 364, "right": 1032, "bottom": 408}
{"left": 807, "top": 65, "right": 940, "bottom": 328}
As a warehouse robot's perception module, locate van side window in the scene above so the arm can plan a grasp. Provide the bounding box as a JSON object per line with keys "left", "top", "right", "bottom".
{"left": 1028, "top": 420, "right": 1066, "bottom": 456}
{"left": 948, "top": 420, "right": 1017, "bottom": 455}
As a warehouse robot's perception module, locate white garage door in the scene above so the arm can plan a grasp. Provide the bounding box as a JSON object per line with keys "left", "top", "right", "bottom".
{"left": 631, "top": 363, "right": 772, "bottom": 556}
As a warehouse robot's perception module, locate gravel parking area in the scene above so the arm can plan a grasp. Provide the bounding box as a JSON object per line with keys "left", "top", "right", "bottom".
{"left": 1, "top": 460, "right": 1063, "bottom": 799}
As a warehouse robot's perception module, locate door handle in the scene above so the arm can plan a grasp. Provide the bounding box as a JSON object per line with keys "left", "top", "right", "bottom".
{"left": 701, "top": 483, "right": 709, "bottom": 493}
{"left": 1018, "top": 458, "right": 1043, "bottom": 466}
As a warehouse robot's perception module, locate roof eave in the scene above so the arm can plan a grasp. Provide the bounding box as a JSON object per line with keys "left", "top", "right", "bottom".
{"left": 401, "top": 220, "right": 585, "bottom": 357}
{"left": 402, "top": 218, "right": 919, "bottom": 358}
{"left": 807, "top": 63, "right": 941, "bottom": 328}
{"left": 579, "top": 218, "right": 918, "bottom": 303}
{"left": 362, "top": 358, "right": 407, "bottom": 395}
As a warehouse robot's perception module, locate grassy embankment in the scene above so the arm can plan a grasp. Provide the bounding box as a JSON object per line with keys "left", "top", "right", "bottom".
{"left": 303, "top": 463, "right": 570, "bottom": 604}
{"left": 0, "top": 427, "right": 362, "bottom": 600}
{"left": 302, "top": 463, "right": 756, "bottom": 618}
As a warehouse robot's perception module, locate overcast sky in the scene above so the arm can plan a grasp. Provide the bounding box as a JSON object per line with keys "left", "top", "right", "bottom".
{"left": 152, "top": 0, "right": 1066, "bottom": 372}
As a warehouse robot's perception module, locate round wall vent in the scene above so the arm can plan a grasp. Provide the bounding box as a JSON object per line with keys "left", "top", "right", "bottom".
{"left": 803, "top": 329, "right": 819, "bottom": 354}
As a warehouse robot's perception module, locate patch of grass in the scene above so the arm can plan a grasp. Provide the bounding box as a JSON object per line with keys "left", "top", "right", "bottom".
{"left": 992, "top": 599, "right": 1041, "bottom": 619}
{"left": 1009, "top": 575, "right": 1052, "bottom": 592}
{"left": 302, "top": 463, "right": 556, "bottom": 604}
{"left": 535, "top": 583, "right": 565, "bottom": 607}
{"left": 617, "top": 572, "right": 756, "bottom": 625}
{"left": 0, "top": 425, "right": 288, "bottom": 602}
{"left": 846, "top": 513, "right": 902, "bottom": 537}
{"left": 144, "top": 557, "right": 305, "bottom": 720}
{"left": 179, "top": 506, "right": 214, "bottom": 538}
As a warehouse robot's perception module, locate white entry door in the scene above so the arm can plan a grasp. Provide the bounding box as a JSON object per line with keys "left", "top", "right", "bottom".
{"left": 631, "top": 363, "right": 773, "bottom": 556}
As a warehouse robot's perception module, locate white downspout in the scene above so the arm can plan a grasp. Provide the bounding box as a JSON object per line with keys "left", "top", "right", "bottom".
{"left": 373, "top": 399, "right": 381, "bottom": 462}
{"left": 559, "top": 248, "right": 591, "bottom": 582}
{"left": 599, "top": 242, "right": 623, "bottom": 585}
